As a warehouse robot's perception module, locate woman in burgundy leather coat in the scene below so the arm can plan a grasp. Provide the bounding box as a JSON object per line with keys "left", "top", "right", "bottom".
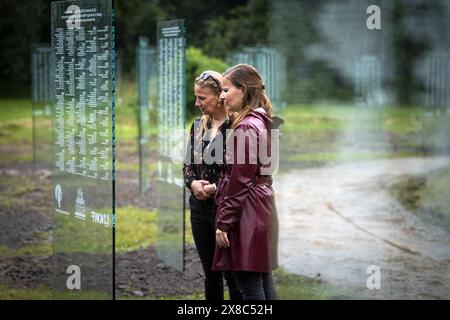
{"left": 213, "top": 64, "right": 279, "bottom": 300}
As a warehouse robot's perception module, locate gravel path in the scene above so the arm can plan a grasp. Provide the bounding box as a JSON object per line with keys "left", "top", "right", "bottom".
{"left": 274, "top": 156, "right": 450, "bottom": 299}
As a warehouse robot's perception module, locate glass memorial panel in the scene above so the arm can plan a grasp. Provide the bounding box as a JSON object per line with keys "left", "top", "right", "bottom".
{"left": 51, "top": 0, "right": 115, "bottom": 299}
{"left": 136, "top": 37, "right": 156, "bottom": 193}
{"left": 269, "top": 0, "right": 450, "bottom": 299}
{"left": 156, "top": 19, "right": 186, "bottom": 271}
{"left": 31, "top": 46, "right": 55, "bottom": 168}
{"left": 420, "top": 53, "right": 450, "bottom": 154}
{"left": 227, "top": 46, "right": 287, "bottom": 113}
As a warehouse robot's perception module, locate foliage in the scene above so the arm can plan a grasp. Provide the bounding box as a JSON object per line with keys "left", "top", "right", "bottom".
{"left": 390, "top": 0, "right": 432, "bottom": 105}
{"left": 115, "top": 0, "right": 166, "bottom": 74}
{"left": 0, "top": 0, "right": 50, "bottom": 96}
{"left": 0, "top": 0, "right": 261, "bottom": 96}
{"left": 1, "top": 0, "right": 448, "bottom": 107}
{"left": 186, "top": 47, "right": 228, "bottom": 119}
{"left": 203, "top": 0, "right": 270, "bottom": 58}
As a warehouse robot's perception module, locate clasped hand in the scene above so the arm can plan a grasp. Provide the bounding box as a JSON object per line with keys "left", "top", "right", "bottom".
{"left": 191, "top": 180, "right": 216, "bottom": 200}
{"left": 216, "top": 229, "right": 229, "bottom": 248}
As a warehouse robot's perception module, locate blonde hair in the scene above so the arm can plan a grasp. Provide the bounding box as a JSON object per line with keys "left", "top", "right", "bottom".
{"left": 222, "top": 64, "right": 272, "bottom": 128}
{"left": 194, "top": 70, "right": 224, "bottom": 132}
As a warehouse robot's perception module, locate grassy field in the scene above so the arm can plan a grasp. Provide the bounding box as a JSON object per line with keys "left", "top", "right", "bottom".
{"left": 1, "top": 97, "right": 448, "bottom": 300}
{"left": 0, "top": 267, "right": 347, "bottom": 300}
{"left": 1, "top": 97, "right": 446, "bottom": 167}
{"left": 0, "top": 99, "right": 33, "bottom": 122}
{"left": 277, "top": 103, "right": 438, "bottom": 171}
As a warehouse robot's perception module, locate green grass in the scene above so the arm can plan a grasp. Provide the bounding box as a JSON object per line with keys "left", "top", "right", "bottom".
{"left": 116, "top": 159, "right": 159, "bottom": 172}
{"left": 0, "top": 174, "right": 44, "bottom": 208}
{"left": 0, "top": 98, "right": 445, "bottom": 299}
{"left": 0, "top": 268, "right": 347, "bottom": 300}
{"left": 0, "top": 119, "right": 33, "bottom": 144}
{"left": 112, "top": 205, "right": 193, "bottom": 253}
{"left": 0, "top": 285, "right": 53, "bottom": 300}
{"left": 0, "top": 153, "right": 33, "bottom": 167}
{"left": 53, "top": 290, "right": 111, "bottom": 300}
{"left": 53, "top": 220, "right": 112, "bottom": 254}
{"left": 0, "top": 98, "right": 32, "bottom": 122}
{"left": 285, "top": 150, "right": 418, "bottom": 163}
{"left": 115, "top": 90, "right": 159, "bottom": 142}
{"left": 0, "top": 174, "right": 53, "bottom": 257}
{"left": 418, "top": 166, "right": 450, "bottom": 231}
{"left": 274, "top": 269, "right": 349, "bottom": 300}
{"left": 116, "top": 161, "right": 139, "bottom": 172}
{"left": 420, "top": 167, "right": 450, "bottom": 214}
{"left": 0, "top": 230, "right": 53, "bottom": 257}
{"left": 116, "top": 206, "right": 157, "bottom": 252}
{"left": 390, "top": 165, "right": 450, "bottom": 232}
{"left": 0, "top": 103, "right": 38, "bottom": 165}
{"left": 118, "top": 268, "right": 348, "bottom": 300}
{"left": 118, "top": 291, "right": 204, "bottom": 300}
{"left": 0, "top": 243, "right": 52, "bottom": 257}
{"left": 281, "top": 104, "right": 350, "bottom": 134}
{"left": 0, "top": 202, "right": 192, "bottom": 257}
{"left": 277, "top": 104, "right": 444, "bottom": 170}
{"left": 382, "top": 106, "right": 423, "bottom": 133}
{"left": 116, "top": 121, "right": 138, "bottom": 142}
{"left": 0, "top": 98, "right": 438, "bottom": 171}
{"left": 0, "top": 97, "right": 156, "bottom": 147}
{"left": 282, "top": 104, "right": 423, "bottom": 134}
{"left": 0, "top": 197, "right": 16, "bottom": 210}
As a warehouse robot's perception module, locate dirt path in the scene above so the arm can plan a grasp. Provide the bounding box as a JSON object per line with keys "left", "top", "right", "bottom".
{"left": 274, "top": 156, "right": 450, "bottom": 299}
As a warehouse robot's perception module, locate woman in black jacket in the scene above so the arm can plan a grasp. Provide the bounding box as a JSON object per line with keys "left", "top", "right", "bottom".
{"left": 183, "top": 70, "right": 241, "bottom": 300}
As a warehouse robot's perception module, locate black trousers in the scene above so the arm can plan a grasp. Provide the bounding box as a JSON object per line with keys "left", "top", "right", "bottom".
{"left": 189, "top": 195, "right": 242, "bottom": 301}
{"left": 232, "top": 271, "right": 278, "bottom": 300}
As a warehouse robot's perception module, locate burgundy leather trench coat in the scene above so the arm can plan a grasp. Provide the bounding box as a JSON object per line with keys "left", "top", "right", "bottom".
{"left": 212, "top": 108, "right": 279, "bottom": 273}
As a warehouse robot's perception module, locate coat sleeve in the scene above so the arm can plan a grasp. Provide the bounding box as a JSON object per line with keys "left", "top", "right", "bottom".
{"left": 216, "top": 123, "right": 259, "bottom": 232}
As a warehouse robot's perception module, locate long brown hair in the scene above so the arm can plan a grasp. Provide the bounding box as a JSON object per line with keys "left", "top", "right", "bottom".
{"left": 223, "top": 64, "right": 273, "bottom": 128}
{"left": 194, "top": 70, "right": 224, "bottom": 133}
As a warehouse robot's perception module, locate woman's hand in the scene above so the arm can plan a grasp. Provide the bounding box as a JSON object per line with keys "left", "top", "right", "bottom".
{"left": 203, "top": 183, "right": 216, "bottom": 196}
{"left": 216, "top": 229, "right": 229, "bottom": 248}
{"left": 191, "top": 180, "right": 210, "bottom": 200}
